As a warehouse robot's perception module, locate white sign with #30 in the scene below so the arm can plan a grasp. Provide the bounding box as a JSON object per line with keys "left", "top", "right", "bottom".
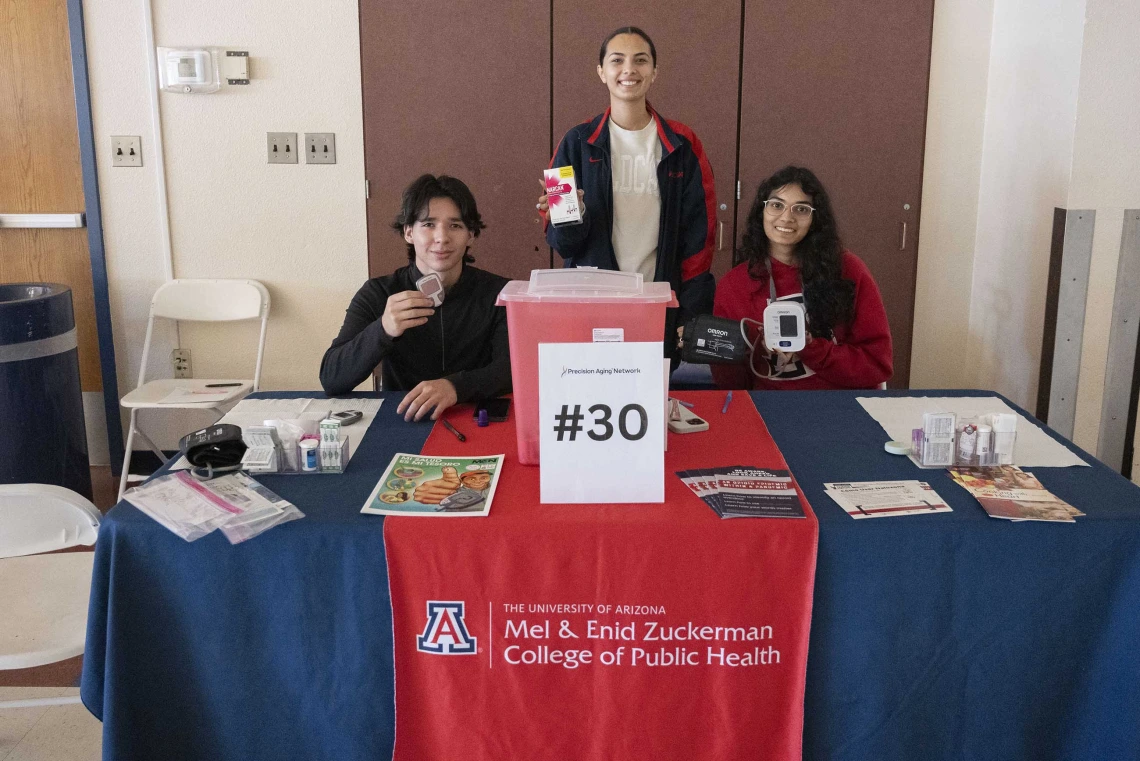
{"left": 538, "top": 341, "right": 665, "bottom": 504}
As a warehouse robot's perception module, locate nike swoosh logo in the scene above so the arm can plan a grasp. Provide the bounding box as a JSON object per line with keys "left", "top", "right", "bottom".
{"left": 589, "top": 157, "right": 603, "bottom": 163}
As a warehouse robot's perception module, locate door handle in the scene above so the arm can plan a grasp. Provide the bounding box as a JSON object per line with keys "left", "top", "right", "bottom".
{"left": 0, "top": 213, "right": 85, "bottom": 228}
{"left": 717, "top": 220, "right": 724, "bottom": 251}
{"left": 899, "top": 221, "right": 907, "bottom": 250}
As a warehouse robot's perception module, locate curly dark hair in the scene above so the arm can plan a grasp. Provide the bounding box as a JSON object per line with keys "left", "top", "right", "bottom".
{"left": 391, "top": 174, "right": 485, "bottom": 263}
{"left": 740, "top": 166, "right": 854, "bottom": 338}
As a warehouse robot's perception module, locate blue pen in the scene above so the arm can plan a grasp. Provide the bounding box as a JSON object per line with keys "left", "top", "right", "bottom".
{"left": 676, "top": 399, "right": 695, "bottom": 409}
{"left": 721, "top": 391, "right": 733, "bottom": 414}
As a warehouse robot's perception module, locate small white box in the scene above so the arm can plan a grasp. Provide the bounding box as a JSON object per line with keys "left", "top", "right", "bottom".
{"left": 543, "top": 166, "right": 583, "bottom": 226}
{"left": 920, "top": 412, "right": 956, "bottom": 467}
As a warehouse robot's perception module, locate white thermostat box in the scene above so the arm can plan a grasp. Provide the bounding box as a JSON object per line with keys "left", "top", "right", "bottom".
{"left": 157, "top": 48, "right": 221, "bottom": 93}
{"left": 763, "top": 301, "right": 806, "bottom": 353}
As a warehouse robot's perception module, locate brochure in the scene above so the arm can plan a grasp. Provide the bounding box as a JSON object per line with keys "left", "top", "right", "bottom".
{"left": 361, "top": 453, "right": 505, "bottom": 517}
{"left": 824, "top": 480, "right": 951, "bottom": 519}
{"left": 716, "top": 468, "right": 804, "bottom": 518}
{"left": 948, "top": 465, "right": 1081, "bottom": 522}
{"left": 676, "top": 466, "right": 805, "bottom": 519}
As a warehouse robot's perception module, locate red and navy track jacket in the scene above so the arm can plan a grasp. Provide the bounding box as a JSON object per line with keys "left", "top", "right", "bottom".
{"left": 546, "top": 105, "right": 717, "bottom": 333}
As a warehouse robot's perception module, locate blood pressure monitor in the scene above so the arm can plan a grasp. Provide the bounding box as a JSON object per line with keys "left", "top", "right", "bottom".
{"left": 763, "top": 301, "right": 806, "bottom": 353}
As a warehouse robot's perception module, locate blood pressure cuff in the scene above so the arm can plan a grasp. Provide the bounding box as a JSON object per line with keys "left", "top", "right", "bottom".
{"left": 179, "top": 424, "right": 246, "bottom": 470}
{"left": 680, "top": 315, "right": 752, "bottom": 365}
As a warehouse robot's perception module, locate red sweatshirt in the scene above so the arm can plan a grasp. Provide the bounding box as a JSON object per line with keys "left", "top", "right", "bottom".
{"left": 711, "top": 252, "right": 892, "bottom": 390}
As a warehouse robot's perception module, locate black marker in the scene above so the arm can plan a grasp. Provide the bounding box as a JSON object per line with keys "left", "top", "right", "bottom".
{"left": 205, "top": 382, "right": 242, "bottom": 388}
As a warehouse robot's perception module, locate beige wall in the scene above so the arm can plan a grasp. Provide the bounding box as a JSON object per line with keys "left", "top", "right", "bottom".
{"left": 912, "top": 0, "right": 1086, "bottom": 410}
{"left": 910, "top": 0, "right": 995, "bottom": 391}
{"left": 964, "top": 0, "right": 1086, "bottom": 410}
{"left": 84, "top": 0, "right": 369, "bottom": 448}
{"left": 1066, "top": 0, "right": 1140, "bottom": 470}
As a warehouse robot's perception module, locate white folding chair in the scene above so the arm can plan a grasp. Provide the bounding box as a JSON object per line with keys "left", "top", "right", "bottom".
{"left": 0, "top": 484, "right": 101, "bottom": 709}
{"left": 118, "top": 279, "right": 270, "bottom": 500}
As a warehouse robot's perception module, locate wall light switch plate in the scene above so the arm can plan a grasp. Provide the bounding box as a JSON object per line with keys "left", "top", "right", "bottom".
{"left": 111, "top": 136, "right": 142, "bottom": 167}
{"left": 267, "top": 132, "right": 297, "bottom": 164}
{"left": 305, "top": 133, "right": 336, "bottom": 164}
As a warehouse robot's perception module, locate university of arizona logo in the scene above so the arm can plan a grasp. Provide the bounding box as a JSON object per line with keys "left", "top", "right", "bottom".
{"left": 417, "top": 601, "right": 477, "bottom": 655}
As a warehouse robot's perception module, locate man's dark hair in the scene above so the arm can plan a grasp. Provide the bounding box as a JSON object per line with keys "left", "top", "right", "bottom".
{"left": 598, "top": 26, "right": 657, "bottom": 67}
{"left": 391, "top": 174, "right": 485, "bottom": 263}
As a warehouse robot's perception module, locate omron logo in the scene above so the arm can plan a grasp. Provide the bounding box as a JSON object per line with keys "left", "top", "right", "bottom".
{"left": 708, "top": 329, "right": 729, "bottom": 337}
{"left": 417, "top": 601, "right": 477, "bottom": 655}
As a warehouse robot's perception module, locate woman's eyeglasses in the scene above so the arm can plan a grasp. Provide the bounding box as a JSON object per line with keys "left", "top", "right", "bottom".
{"left": 762, "top": 199, "right": 815, "bottom": 218}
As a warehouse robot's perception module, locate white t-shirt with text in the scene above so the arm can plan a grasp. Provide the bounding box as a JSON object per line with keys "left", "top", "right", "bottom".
{"left": 609, "top": 119, "right": 662, "bottom": 280}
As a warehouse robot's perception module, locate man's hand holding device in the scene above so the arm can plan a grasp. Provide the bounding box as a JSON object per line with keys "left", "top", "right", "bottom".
{"left": 381, "top": 291, "right": 435, "bottom": 338}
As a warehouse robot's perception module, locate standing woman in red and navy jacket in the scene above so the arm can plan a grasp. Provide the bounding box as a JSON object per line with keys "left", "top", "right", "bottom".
{"left": 537, "top": 26, "right": 717, "bottom": 356}
{"left": 713, "top": 166, "right": 893, "bottom": 390}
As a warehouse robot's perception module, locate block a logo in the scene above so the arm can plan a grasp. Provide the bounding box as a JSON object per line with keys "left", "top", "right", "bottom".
{"left": 417, "top": 601, "right": 477, "bottom": 655}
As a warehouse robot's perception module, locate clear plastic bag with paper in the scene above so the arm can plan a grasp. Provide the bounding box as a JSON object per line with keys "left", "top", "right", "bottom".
{"left": 124, "top": 471, "right": 303, "bottom": 544}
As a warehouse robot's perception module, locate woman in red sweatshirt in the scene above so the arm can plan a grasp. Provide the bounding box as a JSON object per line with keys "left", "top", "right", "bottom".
{"left": 712, "top": 166, "right": 892, "bottom": 390}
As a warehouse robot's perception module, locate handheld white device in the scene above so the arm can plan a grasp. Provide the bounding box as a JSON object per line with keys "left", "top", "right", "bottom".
{"left": 763, "top": 301, "right": 806, "bottom": 353}
{"left": 415, "top": 273, "right": 445, "bottom": 307}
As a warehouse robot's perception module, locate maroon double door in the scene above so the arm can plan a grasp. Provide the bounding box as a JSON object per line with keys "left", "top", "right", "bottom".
{"left": 359, "top": 0, "right": 934, "bottom": 387}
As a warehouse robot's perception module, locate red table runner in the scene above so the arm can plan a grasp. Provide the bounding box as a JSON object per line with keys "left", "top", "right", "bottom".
{"left": 384, "top": 391, "right": 818, "bottom": 761}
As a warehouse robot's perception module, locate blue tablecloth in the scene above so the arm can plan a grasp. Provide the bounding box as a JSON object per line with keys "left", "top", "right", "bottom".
{"left": 81, "top": 390, "right": 1140, "bottom": 760}
{"left": 753, "top": 390, "right": 1140, "bottom": 761}
{"left": 81, "top": 392, "right": 427, "bottom": 761}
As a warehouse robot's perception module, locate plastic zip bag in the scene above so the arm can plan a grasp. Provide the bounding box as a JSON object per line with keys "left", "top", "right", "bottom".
{"left": 124, "top": 471, "right": 303, "bottom": 544}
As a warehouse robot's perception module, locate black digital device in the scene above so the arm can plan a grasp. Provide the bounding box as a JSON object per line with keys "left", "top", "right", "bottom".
{"left": 474, "top": 398, "right": 511, "bottom": 423}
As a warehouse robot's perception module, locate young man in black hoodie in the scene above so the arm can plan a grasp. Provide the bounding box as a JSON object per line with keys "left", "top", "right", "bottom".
{"left": 320, "top": 174, "right": 510, "bottom": 421}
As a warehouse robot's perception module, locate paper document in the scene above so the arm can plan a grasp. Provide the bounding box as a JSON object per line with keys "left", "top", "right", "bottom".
{"left": 164, "top": 397, "right": 386, "bottom": 473}
{"left": 676, "top": 466, "right": 806, "bottom": 519}
{"left": 218, "top": 397, "right": 382, "bottom": 459}
{"left": 824, "top": 480, "right": 951, "bottom": 519}
{"left": 948, "top": 465, "right": 1082, "bottom": 523}
{"left": 856, "top": 396, "right": 1087, "bottom": 468}
{"left": 158, "top": 388, "right": 236, "bottom": 404}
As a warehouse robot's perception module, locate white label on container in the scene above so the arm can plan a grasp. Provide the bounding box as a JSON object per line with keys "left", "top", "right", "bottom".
{"left": 592, "top": 328, "right": 624, "bottom": 343}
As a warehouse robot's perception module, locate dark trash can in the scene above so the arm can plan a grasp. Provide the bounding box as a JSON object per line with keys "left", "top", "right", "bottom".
{"left": 0, "top": 283, "right": 92, "bottom": 498}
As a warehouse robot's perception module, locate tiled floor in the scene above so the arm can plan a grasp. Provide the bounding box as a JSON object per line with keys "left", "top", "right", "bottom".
{"left": 0, "top": 468, "right": 116, "bottom": 760}
{"left": 0, "top": 689, "right": 100, "bottom": 761}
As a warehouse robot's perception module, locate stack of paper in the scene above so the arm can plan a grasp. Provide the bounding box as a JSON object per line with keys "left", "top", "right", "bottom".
{"left": 824, "top": 480, "right": 951, "bottom": 519}
{"left": 676, "top": 467, "right": 805, "bottom": 519}
{"left": 947, "top": 465, "right": 1082, "bottom": 522}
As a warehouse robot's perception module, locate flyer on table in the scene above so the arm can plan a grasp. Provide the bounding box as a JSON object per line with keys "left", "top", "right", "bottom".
{"left": 361, "top": 453, "right": 504, "bottom": 516}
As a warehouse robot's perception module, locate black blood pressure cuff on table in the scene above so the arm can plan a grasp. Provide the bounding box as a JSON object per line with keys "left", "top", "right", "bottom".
{"left": 680, "top": 315, "right": 752, "bottom": 365}
{"left": 179, "top": 424, "right": 246, "bottom": 477}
